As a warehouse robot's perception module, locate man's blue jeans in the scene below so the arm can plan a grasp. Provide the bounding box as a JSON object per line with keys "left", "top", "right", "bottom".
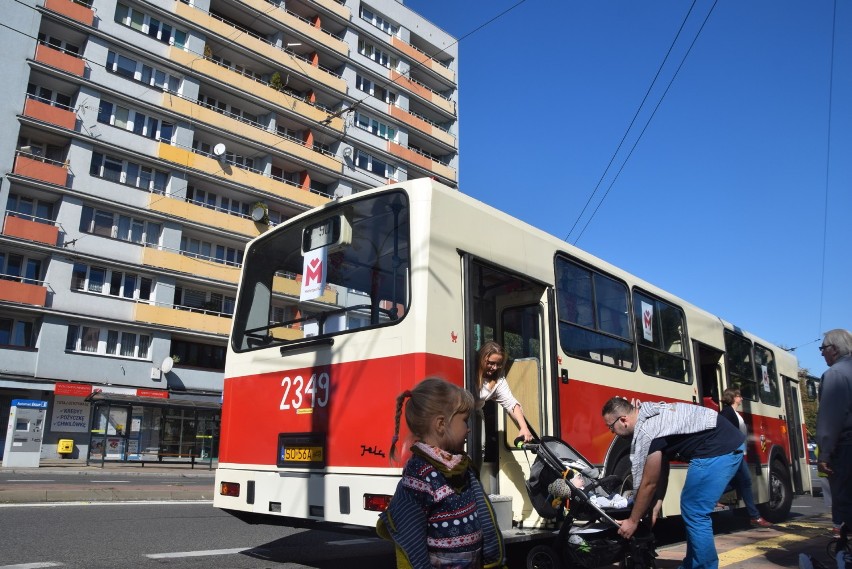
{"left": 680, "top": 445, "right": 745, "bottom": 569}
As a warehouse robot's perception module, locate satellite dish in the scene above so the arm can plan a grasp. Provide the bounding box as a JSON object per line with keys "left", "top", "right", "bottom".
{"left": 161, "top": 357, "right": 174, "bottom": 374}
{"left": 251, "top": 205, "right": 266, "bottom": 222}
{"left": 213, "top": 143, "right": 227, "bottom": 157}
{"left": 342, "top": 147, "right": 352, "bottom": 158}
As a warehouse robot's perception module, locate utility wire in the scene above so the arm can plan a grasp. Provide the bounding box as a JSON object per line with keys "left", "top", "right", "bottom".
{"left": 573, "top": 0, "right": 718, "bottom": 245}
{"left": 817, "top": 0, "right": 837, "bottom": 336}
{"left": 564, "top": 0, "right": 699, "bottom": 242}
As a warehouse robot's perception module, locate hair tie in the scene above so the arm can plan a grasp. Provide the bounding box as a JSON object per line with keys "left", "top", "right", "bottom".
{"left": 391, "top": 435, "right": 399, "bottom": 445}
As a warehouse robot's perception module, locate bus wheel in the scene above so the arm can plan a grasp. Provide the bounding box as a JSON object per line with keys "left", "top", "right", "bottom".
{"left": 526, "top": 544, "right": 560, "bottom": 569}
{"left": 759, "top": 460, "right": 793, "bottom": 523}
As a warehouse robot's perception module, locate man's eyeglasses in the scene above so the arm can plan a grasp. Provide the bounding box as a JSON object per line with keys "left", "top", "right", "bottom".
{"left": 606, "top": 416, "right": 624, "bottom": 432}
{"left": 820, "top": 344, "right": 833, "bottom": 353}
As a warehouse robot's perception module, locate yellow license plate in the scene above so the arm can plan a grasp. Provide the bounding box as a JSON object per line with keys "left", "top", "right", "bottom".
{"left": 284, "top": 446, "right": 323, "bottom": 462}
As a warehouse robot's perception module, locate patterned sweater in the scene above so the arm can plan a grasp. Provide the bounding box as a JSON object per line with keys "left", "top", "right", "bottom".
{"left": 377, "top": 443, "right": 505, "bottom": 569}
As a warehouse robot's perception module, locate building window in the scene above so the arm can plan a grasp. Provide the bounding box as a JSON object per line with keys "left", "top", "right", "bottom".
{"left": 90, "top": 152, "right": 169, "bottom": 194}
{"left": 170, "top": 339, "right": 225, "bottom": 370}
{"left": 66, "top": 324, "right": 151, "bottom": 359}
{"left": 0, "top": 252, "right": 42, "bottom": 284}
{"left": 358, "top": 39, "right": 394, "bottom": 69}
{"left": 354, "top": 111, "right": 397, "bottom": 142}
{"left": 0, "top": 317, "right": 37, "bottom": 348}
{"left": 180, "top": 236, "right": 244, "bottom": 267}
{"left": 80, "top": 206, "right": 161, "bottom": 246}
{"left": 97, "top": 99, "right": 174, "bottom": 143}
{"left": 106, "top": 50, "right": 182, "bottom": 93}
{"left": 7, "top": 194, "right": 55, "bottom": 224}
{"left": 354, "top": 149, "right": 397, "bottom": 180}
{"left": 114, "top": 3, "right": 187, "bottom": 49}
{"left": 71, "top": 262, "right": 153, "bottom": 301}
{"left": 175, "top": 286, "right": 235, "bottom": 315}
{"left": 360, "top": 6, "right": 399, "bottom": 36}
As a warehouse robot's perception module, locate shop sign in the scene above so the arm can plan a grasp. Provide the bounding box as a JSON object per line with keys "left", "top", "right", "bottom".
{"left": 137, "top": 389, "right": 169, "bottom": 399}
{"left": 54, "top": 383, "right": 93, "bottom": 397}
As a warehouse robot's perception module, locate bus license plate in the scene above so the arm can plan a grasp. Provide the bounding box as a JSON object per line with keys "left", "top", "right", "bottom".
{"left": 283, "top": 446, "right": 323, "bottom": 462}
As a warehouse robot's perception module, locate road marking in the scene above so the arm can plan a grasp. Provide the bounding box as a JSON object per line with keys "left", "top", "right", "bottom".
{"left": 6, "top": 480, "right": 56, "bottom": 483}
{"left": 328, "top": 538, "right": 381, "bottom": 546}
{"left": 146, "top": 548, "right": 249, "bottom": 559}
{"left": 89, "top": 480, "right": 130, "bottom": 483}
{"left": 0, "top": 500, "right": 212, "bottom": 508}
{"left": 719, "top": 522, "right": 829, "bottom": 567}
{"left": 0, "top": 563, "right": 64, "bottom": 568}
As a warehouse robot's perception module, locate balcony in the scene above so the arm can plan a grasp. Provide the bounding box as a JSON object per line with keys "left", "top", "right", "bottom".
{"left": 134, "top": 302, "right": 232, "bottom": 336}
{"left": 12, "top": 152, "right": 69, "bottom": 187}
{"left": 2, "top": 214, "right": 60, "bottom": 246}
{"left": 234, "top": 0, "right": 349, "bottom": 57}
{"left": 160, "top": 96, "right": 342, "bottom": 172}
{"left": 0, "top": 278, "right": 48, "bottom": 307}
{"left": 388, "top": 142, "right": 456, "bottom": 183}
{"left": 141, "top": 246, "right": 241, "bottom": 284}
{"left": 22, "top": 97, "right": 77, "bottom": 131}
{"left": 34, "top": 43, "right": 86, "bottom": 77}
{"left": 157, "top": 143, "right": 331, "bottom": 209}
{"left": 311, "top": 0, "right": 350, "bottom": 19}
{"left": 389, "top": 106, "right": 456, "bottom": 149}
{"left": 168, "top": 48, "right": 343, "bottom": 132}
{"left": 43, "top": 0, "right": 94, "bottom": 26}
{"left": 391, "top": 37, "right": 455, "bottom": 84}
{"left": 172, "top": 4, "right": 346, "bottom": 93}
{"left": 390, "top": 71, "right": 456, "bottom": 116}
{"left": 147, "top": 194, "right": 263, "bottom": 238}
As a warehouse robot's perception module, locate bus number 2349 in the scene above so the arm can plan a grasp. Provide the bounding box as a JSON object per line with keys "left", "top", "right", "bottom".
{"left": 280, "top": 373, "right": 330, "bottom": 411}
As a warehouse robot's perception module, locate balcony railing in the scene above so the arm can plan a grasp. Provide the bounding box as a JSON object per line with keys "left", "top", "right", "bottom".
{"left": 0, "top": 275, "right": 49, "bottom": 306}
{"left": 2, "top": 213, "right": 60, "bottom": 246}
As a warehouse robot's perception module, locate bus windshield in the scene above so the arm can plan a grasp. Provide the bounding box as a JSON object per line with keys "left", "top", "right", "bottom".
{"left": 231, "top": 191, "right": 410, "bottom": 352}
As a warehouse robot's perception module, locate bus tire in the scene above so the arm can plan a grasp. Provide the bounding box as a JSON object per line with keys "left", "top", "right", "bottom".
{"left": 612, "top": 454, "right": 634, "bottom": 499}
{"left": 759, "top": 460, "right": 793, "bottom": 523}
{"left": 526, "top": 544, "right": 560, "bottom": 569}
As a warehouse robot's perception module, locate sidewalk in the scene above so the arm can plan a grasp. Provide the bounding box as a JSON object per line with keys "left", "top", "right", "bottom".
{"left": 0, "top": 458, "right": 216, "bottom": 503}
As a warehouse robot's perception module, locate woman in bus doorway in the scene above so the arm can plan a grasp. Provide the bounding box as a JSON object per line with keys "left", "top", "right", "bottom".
{"left": 477, "top": 341, "right": 534, "bottom": 444}
{"left": 376, "top": 377, "right": 506, "bottom": 569}
{"left": 719, "top": 387, "right": 772, "bottom": 527}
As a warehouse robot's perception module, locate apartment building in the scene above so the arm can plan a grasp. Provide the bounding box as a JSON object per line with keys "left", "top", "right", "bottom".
{"left": 0, "top": 0, "right": 457, "bottom": 464}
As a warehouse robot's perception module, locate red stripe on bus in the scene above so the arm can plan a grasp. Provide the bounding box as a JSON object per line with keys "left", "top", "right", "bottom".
{"left": 219, "top": 353, "right": 463, "bottom": 466}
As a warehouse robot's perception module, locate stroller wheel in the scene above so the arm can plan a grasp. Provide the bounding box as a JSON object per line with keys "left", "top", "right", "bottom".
{"left": 620, "top": 554, "right": 658, "bottom": 569}
{"left": 526, "top": 544, "right": 561, "bottom": 569}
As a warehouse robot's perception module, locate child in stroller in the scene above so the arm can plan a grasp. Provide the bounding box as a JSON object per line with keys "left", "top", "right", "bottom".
{"left": 521, "top": 436, "right": 658, "bottom": 569}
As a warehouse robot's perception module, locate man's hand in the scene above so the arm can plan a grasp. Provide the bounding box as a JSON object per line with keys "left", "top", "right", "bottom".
{"left": 618, "top": 517, "right": 639, "bottom": 539}
{"left": 818, "top": 461, "right": 833, "bottom": 475}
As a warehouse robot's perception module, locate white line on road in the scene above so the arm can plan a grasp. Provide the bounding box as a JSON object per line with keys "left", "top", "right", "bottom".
{"left": 146, "top": 548, "right": 250, "bottom": 559}
{"left": 6, "top": 480, "right": 56, "bottom": 483}
{"left": 0, "top": 500, "right": 212, "bottom": 508}
{"left": 328, "top": 538, "right": 381, "bottom": 546}
{"left": 0, "top": 563, "right": 64, "bottom": 568}
{"left": 89, "top": 480, "right": 130, "bottom": 483}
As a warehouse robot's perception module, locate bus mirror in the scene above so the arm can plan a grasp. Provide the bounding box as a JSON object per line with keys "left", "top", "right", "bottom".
{"left": 805, "top": 378, "right": 817, "bottom": 401}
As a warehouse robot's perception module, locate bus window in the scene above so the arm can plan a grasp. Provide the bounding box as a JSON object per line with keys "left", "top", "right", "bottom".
{"left": 555, "top": 256, "right": 633, "bottom": 368}
{"left": 231, "top": 191, "right": 410, "bottom": 352}
{"left": 724, "top": 331, "right": 756, "bottom": 400}
{"left": 754, "top": 344, "right": 780, "bottom": 406}
{"left": 633, "top": 290, "right": 690, "bottom": 383}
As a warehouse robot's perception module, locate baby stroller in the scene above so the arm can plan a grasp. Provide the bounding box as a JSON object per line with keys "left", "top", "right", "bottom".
{"left": 520, "top": 436, "right": 657, "bottom": 569}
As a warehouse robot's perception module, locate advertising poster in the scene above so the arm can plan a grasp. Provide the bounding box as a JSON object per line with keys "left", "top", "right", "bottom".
{"left": 50, "top": 397, "right": 91, "bottom": 433}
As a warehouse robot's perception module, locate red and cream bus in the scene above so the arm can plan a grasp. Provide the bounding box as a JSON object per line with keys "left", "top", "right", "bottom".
{"left": 214, "top": 178, "right": 809, "bottom": 532}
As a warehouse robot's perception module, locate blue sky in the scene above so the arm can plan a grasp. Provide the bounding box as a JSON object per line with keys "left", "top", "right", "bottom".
{"left": 404, "top": 0, "right": 852, "bottom": 378}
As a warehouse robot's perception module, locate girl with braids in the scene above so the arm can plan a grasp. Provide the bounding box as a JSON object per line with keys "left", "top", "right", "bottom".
{"left": 376, "top": 377, "right": 507, "bottom": 569}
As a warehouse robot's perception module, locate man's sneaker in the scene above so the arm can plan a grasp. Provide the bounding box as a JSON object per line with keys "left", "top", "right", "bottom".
{"left": 751, "top": 517, "right": 772, "bottom": 528}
